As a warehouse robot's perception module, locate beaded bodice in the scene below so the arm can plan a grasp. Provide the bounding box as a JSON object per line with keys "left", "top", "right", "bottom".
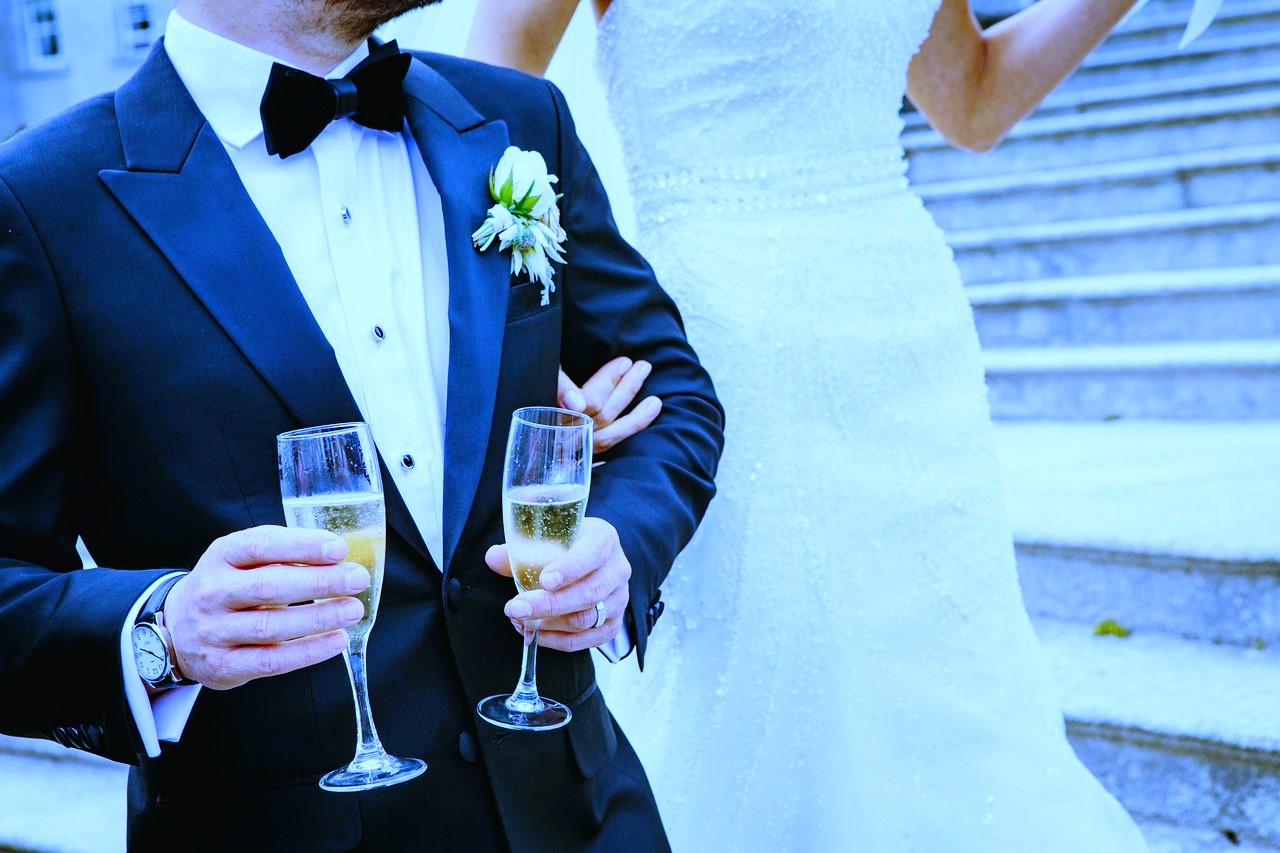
{"left": 596, "top": 0, "right": 942, "bottom": 225}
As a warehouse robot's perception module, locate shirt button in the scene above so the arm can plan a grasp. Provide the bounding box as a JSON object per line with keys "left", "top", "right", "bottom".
{"left": 372, "top": 324, "right": 386, "bottom": 343}
{"left": 400, "top": 454, "right": 415, "bottom": 470}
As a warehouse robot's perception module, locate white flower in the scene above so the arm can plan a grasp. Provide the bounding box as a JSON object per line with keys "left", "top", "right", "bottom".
{"left": 472, "top": 146, "right": 568, "bottom": 306}
{"left": 471, "top": 204, "right": 517, "bottom": 252}
{"left": 493, "top": 146, "right": 558, "bottom": 220}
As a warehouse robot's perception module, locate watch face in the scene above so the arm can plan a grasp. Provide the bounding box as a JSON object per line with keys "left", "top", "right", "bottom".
{"left": 132, "top": 624, "right": 168, "bottom": 682}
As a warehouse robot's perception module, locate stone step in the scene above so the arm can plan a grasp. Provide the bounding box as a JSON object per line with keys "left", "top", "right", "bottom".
{"left": 1068, "top": 28, "right": 1280, "bottom": 92}
{"left": 1105, "top": 0, "right": 1280, "bottom": 54}
{"left": 1142, "top": 821, "right": 1280, "bottom": 853}
{"left": 904, "top": 90, "right": 1280, "bottom": 183}
{"left": 0, "top": 736, "right": 126, "bottom": 853}
{"left": 983, "top": 340, "right": 1280, "bottom": 419}
{"left": 918, "top": 143, "right": 1280, "bottom": 230}
{"left": 969, "top": 266, "right": 1280, "bottom": 347}
{"left": 996, "top": 420, "right": 1280, "bottom": 643}
{"left": 906, "top": 63, "right": 1280, "bottom": 133}
{"left": 1037, "top": 619, "right": 1280, "bottom": 848}
{"left": 950, "top": 202, "right": 1280, "bottom": 284}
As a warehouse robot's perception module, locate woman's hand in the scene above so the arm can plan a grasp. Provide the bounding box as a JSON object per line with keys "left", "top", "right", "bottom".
{"left": 559, "top": 358, "right": 662, "bottom": 455}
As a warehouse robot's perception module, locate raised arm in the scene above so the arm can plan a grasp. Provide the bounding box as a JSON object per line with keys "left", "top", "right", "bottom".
{"left": 907, "top": 0, "right": 1140, "bottom": 152}
{"left": 465, "top": 0, "right": 591, "bottom": 75}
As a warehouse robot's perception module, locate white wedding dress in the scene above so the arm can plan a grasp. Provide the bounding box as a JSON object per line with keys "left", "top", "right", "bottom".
{"left": 591, "top": 1, "right": 1150, "bottom": 850}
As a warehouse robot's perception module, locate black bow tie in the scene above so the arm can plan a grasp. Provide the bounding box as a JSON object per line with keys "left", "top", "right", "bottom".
{"left": 259, "top": 40, "right": 412, "bottom": 159}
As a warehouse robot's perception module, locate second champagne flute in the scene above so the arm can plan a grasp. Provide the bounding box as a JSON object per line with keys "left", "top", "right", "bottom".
{"left": 477, "top": 407, "right": 593, "bottom": 732}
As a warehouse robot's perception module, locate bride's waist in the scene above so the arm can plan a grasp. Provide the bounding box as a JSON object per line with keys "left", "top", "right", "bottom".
{"left": 626, "top": 144, "right": 910, "bottom": 227}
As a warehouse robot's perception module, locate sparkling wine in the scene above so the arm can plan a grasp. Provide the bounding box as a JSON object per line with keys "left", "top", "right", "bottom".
{"left": 283, "top": 492, "right": 386, "bottom": 642}
{"left": 503, "top": 485, "right": 588, "bottom": 593}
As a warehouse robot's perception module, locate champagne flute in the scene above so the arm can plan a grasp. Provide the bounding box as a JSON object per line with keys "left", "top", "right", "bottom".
{"left": 277, "top": 422, "right": 426, "bottom": 792}
{"left": 477, "top": 407, "right": 593, "bottom": 731}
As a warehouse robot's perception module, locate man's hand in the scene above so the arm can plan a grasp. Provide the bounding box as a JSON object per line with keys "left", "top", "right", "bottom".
{"left": 558, "top": 358, "right": 662, "bottom": 455}
{"left": 163, "top": 526, "right": 370, "bottom": 690}
{"left": 485, "top": 518, "right": 630, "bottom": 653}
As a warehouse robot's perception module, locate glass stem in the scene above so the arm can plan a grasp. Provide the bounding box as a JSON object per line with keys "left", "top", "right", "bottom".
{"left": 509, "top": 619, "right": 544, "bottom": 709}
{"left": 345, "top": 638, "right": 386, "bottom": 765}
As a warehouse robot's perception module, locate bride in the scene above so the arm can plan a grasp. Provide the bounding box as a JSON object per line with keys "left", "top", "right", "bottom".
{"left": 465, "top": 0, "right": 1163, "bottom": 849}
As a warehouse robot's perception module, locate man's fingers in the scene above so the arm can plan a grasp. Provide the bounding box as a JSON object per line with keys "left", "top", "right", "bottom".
{"left": 536, "top": 519, "right": 615, "bottom": 591}
{"left": 538, "top": 586, "right": 628, "bottom": 634}
{"left": 579, "top": 357, "right": 634, "bottom": 414}
{"left": 596, "top": 360, "right": 653, "bottom": 426}
{"left": 218, "top": 598, "right": 364, "bottom": 645}
{"left": 536, "top": 620, "right": 624, "bottom": 653}
{"left": 226, "top": 630, "right": 350, "bottom": 684}
{"left": 226, "top": 562, "right": 370, "bottom": 608}
{"left": 486, "top": 544, "right": 513, "bottom": 577}
{"left": 557, "top": 368, "right": 587, "bottom": 413}
{"left": 594, "top": 397, "right": 662, "bottom": 453}
{"left": 218, "top": 526, "right": 347, "bottom": 569}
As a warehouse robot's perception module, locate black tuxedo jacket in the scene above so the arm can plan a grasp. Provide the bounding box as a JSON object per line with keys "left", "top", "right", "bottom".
{"left": 0, "top": 43, "right": 722, "bottom": 852}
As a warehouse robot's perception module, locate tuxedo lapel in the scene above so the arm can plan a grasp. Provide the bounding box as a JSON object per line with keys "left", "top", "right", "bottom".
{"left": 402, "top": 59, "right": 513, "bottom": 572}
{"left": 99, "top": 46, "right": 432, "bottom": 563}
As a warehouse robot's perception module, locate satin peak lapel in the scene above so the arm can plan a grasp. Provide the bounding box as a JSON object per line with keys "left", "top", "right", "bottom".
{"left": 402, "top": 59, "right": 512, "bottom": 572}
{"left": 99, "top": 45, "right": 433, "bottom": 563}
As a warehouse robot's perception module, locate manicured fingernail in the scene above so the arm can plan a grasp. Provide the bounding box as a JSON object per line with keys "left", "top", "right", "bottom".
{"left": 637, "top": 361, "right": 652, "bottom": 376}
{"left": 540, "top": 571, "right": 563, "bottom": 590}
{"left": 567, "top": 390, "right": 586, "bottom": 411}
{"left": 329, "top": 631, "right": 349, "bottom": 650}
{"left": 644, "top": 398, "right": 661, "bottom": 416}
{"left": 506, "top": 600, "right": 533, "bottom": 619}
{"left": 322, "top": 539, "right": 347, "bottom": 561}
{"left": 340, "top": 600, "right": 364, "bottom": 622}
{"left": 345, "top": 567, "right": 370, "bottom": 592}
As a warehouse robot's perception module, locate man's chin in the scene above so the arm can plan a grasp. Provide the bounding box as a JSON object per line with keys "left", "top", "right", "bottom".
{"left": 324, "top": 0, "right": 443, "bottom": 41}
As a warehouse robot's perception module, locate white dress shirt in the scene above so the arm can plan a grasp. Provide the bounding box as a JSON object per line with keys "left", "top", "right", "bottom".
{"left": 122, "top": 11, "right": 626, "bottom": 759}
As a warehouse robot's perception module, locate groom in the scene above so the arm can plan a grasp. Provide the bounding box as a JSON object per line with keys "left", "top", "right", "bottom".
{"left": 0, "top": 0, "right": 722, "bottom": 850}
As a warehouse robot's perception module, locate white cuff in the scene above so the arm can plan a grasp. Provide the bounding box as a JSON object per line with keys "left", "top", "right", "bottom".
{"left": 120, "top": 574, "right": 202, "bottom": 758}
{"left": 596, "top": 621, "right": 633, "bottom": 664}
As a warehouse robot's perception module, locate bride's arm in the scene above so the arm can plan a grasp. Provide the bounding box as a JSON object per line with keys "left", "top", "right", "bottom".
{"left": 907, "top": 0, "right": 1140, "bottom": 153}
{"left": 466, "top": 0, "right": 610, "bottom": 75}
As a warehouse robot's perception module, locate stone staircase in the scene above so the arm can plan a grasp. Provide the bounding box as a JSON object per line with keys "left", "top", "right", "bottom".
{"left": 906, "top": 1, "right": 1280, "bottom": 849}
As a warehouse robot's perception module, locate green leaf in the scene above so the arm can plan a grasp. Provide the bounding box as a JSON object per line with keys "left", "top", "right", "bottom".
{"left": 488, "top": 168, "right": 498, "bottom": 201}
{"left": 517, "top": 194, "right": 542, "bottom": 216}
{"left": 499, "top": 173, "right": 515, "bottom": 207}
{"left": 1093, "top": 619, "right": 1132, "bottom": 638}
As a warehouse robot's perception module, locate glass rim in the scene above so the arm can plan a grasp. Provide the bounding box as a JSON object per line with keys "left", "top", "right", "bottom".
{"left": 512, "top": 407, "right": 593, "bottom": 430}
{"left": 277, "top": 422, "right": 369, "bottom": 442}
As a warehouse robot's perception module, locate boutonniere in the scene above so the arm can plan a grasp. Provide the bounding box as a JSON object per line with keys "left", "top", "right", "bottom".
{"left": 471, "top": 146, "right": 568, "bottom": 307}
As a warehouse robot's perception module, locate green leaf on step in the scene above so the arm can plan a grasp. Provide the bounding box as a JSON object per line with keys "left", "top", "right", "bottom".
{"left": 1093, "top": 619, "right": 1131, "bottom": 638}
{"left": 1102, "top": 414, "right": 1121, "bottom": 422}
{"left": 1254, "top": 639, "right": 1267, "bottom": 651}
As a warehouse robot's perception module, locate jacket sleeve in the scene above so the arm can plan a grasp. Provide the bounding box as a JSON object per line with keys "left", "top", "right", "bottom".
{"left": 0, "top": 175, "right": 172, "bottom": 764}
{"left": 545, "top": 82, "right": 726, "bottom": 668}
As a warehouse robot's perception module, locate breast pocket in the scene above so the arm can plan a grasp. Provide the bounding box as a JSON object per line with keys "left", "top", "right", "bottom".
{"left": 505, "top": 279, "right": 560, "bottom": 324}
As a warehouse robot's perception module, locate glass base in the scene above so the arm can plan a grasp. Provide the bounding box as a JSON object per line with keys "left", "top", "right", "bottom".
{"left": 477, "top": 694, "right": 571, "bottom": 731}
{"left": 319, "top": 754, "right": 427, "bottom": 793}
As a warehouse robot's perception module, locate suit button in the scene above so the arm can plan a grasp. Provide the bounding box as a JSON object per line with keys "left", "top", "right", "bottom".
{"left": 446, "top": 578, "right": 464, "bottom": 612}
{"left": 458, "top": 730, "right": 479, "bottom": 763}
{"left": 646, "top": 599, "right": 666, "bottom": 632}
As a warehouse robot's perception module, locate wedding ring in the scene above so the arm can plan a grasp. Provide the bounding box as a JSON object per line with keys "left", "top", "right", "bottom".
{"left": 592, "top": 601, "right": 607, "bottom": 630}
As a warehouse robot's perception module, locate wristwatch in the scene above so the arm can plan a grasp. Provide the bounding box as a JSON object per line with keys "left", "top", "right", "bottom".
{"left": 131, "top": 574, "right": 196, "bottom": 689}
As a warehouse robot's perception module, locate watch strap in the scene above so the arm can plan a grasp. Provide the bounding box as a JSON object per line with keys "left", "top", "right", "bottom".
{"left": 135, "top": 573, "right": 195, "bottom": 687}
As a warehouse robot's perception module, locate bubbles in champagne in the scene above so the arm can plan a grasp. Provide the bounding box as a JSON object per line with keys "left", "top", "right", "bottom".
{"left": 503, "top": 485, "right": 588, "bottom": 593}
{"left": 282, "top": 492, "right": 386, "bottom": 642}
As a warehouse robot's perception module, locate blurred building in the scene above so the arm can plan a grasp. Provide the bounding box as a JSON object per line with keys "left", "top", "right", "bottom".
{"left": 1, "top": 0, "right": 174, "bottom": 139}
